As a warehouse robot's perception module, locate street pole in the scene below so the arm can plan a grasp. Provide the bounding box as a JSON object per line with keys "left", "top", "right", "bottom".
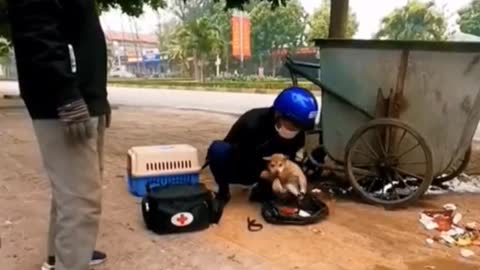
{"left": 239, "top": 11, "right": 244, "bottom": 72}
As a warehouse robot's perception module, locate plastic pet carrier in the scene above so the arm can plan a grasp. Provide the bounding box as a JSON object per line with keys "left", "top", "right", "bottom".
{"left": 127, "top": 144, "right": 201, "bottom": 197}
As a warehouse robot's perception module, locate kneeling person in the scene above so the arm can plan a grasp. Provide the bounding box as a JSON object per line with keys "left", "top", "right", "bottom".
{"left": 206, "top": 87, "right": 318, "bottom": 204}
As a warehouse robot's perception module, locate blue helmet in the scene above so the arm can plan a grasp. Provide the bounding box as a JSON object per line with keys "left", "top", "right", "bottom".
{"left": 273, "top": 87, "right": 319, "bottom": 129}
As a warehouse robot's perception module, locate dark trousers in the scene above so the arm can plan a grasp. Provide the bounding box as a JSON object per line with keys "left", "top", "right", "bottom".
{"left": 207, "top": 140, "right": 272, "bottom": 199}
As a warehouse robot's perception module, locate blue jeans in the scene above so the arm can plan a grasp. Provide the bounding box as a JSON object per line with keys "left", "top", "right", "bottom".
{"left": 207, "top": 140, "right": 261, "bottom": 196}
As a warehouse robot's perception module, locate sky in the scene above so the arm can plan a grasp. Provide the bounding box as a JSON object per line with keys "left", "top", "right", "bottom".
{"left": 99, "top": 0, "right": 472, "bottom": 38}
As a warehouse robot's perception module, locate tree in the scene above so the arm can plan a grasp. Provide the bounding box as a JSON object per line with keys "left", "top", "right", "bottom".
{"left": 250, "top": 0, "right": 306, "bottom": 75}
{"left": 168, "top": 0, "right": 214, "bottom": 23}
{"left": 167, "top": 16, "right": 223, "bottom": 81}
{"left": 97, "top": 0, "right": 288, "bottom": 17}
{"left": 157, "top": 18, "right": 180, "bottom": 51}
{"left": 307, "top": 0, "right": 358, "bottom": 41}
{"left": 205, "top": 1, "right": 233, "bottom": 72}
{"left": 0, "top": 0, "right": 288, "bottom": 39}
{"left": 458, "top": 0, "right": 480, "bottom": 36}
{"left": 375, "top": 0, "right": 447, "bottom": 41}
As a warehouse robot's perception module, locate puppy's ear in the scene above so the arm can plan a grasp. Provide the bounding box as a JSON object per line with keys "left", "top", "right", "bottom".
{"left": 263, "top": 156, "right": 272, "bottom": 161}
{"left": 281, "top": 154, "right": 289, "bottom": 161}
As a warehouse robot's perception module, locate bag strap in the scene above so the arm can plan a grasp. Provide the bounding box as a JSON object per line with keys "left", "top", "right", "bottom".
{"left": 208, "top": 196, "right": 225, "bottom": 224}
{"left": 247, "top": 217, "right": 263, "bottom": 232}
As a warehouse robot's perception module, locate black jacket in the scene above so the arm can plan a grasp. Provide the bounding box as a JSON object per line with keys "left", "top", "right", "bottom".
{"left": 7, "top": 0, "right": 110, "bottom": 119}
{"left": 224, "top": 107, "right": 305, "bottom": 177}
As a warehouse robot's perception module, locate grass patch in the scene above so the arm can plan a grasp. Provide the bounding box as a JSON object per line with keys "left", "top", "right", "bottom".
{"left": 108, "top": 79, "right": 318, "bottom": 92}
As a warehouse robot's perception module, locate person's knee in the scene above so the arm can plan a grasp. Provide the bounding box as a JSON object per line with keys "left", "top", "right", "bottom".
{"left": 208, "top": 140, "right": 233, "bottom": 162}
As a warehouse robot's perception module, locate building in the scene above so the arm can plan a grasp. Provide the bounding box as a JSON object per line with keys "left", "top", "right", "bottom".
{"left": 105, "top": 31, "right": 167, "bottom": 76}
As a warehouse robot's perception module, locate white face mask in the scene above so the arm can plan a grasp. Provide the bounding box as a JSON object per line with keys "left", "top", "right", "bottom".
{"left": 275, "top": 125, "right": 299, "bottom": 139}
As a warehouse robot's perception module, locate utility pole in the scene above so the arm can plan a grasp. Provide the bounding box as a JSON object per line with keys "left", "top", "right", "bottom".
{"left": 128, "top": 17, "right": 141, "bottom": 75}
{"left": 120, "top": 14, "right": 126, "bottom": 67}
{"left": 133, "top": 20, "right": 145, "bottom": 75}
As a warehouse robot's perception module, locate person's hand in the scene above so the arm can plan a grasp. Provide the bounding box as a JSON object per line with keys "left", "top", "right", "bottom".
{"left": 297, "top": 191, "right": 306, "bottom": 202}
{"left": 57, "top": 99, "right": 94, "bottom": 141}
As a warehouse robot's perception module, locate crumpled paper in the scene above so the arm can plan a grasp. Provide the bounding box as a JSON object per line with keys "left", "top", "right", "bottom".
{"left": 419, "top": 203, "right": 479, "bottom": 253}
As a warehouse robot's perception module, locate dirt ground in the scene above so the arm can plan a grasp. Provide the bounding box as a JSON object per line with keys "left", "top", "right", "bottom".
{"left": 2, "top": 103, "right": 480, "bottom": 270}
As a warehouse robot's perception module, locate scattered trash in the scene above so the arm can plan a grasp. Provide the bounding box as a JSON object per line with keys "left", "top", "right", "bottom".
{"left": 427, "top": 175, "right": 480, "bottom": 194}
{"left": 426, "top": 238, "right": 434, "bottom": 246}
{"left": 419, "top": 213, "right": 439, "bottom": 230}
{"left": 466, "top": 222, "right": 477, "bottom": 230}
{"left": 4, "top": 220, "right": 12, "bottom": 226}
{"left": 440, "top": 234, "right": 456, "bottom": 245}
{"left": 419, "top": 203, "right": 480, "bottom": 256}
{"left": 443, "top": 204, "right": 457, "bottom": 211}
{"left": 460, "top": 248, "right": 475, "bottom": 258}
{"left": 453, "top": 213, "right": 462, "bottom": 225}
{"left": 424, "top": 266, "right": 436, "bottom": 270}
{"left": 456, "top": 235, "right": 472, "bottom": 247}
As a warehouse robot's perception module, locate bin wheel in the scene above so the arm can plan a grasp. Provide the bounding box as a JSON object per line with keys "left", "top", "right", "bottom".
{"left": 432, "top": 146, "right": 472, "bottom": 185}
{"left": 345, "top": 118, "right": 434, "bottom": 208}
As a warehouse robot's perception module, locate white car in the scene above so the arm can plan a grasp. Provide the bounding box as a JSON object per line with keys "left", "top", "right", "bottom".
{"left": 109, "top": 66, "right": 135, "bottom": 78}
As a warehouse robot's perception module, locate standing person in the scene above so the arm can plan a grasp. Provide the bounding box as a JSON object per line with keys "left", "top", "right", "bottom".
{"left": 6, "top": 0, "right": 111, "bottom": 269}
{"left": 206, "top": 87, "right": 319, "bottom": 204}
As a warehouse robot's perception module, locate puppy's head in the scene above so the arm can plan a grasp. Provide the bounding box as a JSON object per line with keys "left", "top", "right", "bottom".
{"left": 263, "top": 153, "right": 288, "bottom": 175}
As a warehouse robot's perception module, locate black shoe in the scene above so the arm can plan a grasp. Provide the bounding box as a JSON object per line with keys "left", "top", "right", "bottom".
{"left": 41, "top": 250, "right": 107, "bottom": 270}
{"left": 215, "top": 191, "right": 231, "bottom": 204}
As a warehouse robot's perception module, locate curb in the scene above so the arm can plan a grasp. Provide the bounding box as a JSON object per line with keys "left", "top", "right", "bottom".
{"left": 108, "top": 84, "right": 320, "bottom": 94}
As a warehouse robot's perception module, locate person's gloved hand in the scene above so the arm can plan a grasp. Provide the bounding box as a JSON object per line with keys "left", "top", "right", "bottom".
{"left": 57, "top": 99, "right": 94, "bottom": 141}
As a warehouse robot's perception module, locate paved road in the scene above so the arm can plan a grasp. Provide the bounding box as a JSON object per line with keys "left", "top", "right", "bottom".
{"left": 1, "top": 80, "right": 479, "bottom": 141}
{"left": 0, "top": 81, "right": 278, "bottom": 115}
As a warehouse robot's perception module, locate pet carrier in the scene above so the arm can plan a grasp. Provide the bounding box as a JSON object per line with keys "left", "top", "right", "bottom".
{"left": 127, "top": 144, "right": 201, "bottom": 197}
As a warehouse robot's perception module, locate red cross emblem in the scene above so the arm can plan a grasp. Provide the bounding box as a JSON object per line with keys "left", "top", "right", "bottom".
{"left": 171, "top": 212, "right": 193, "bottom": 227}
{"left": 176, "top": 214, "right": 188, "bottom": 225}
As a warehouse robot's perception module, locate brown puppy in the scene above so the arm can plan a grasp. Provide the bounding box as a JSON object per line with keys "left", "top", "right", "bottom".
{"left": 260, "top": 153, "right": 308, "bottom": 199}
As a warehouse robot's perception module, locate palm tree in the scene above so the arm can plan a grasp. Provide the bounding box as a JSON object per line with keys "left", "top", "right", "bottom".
{"left": 167, "top": 26, "right": 194, "bottom": 77}
{"left": 167, "top": 17, "right": 224, "bottom": 81}
{"left": 0, "top": 37, "right": 12, "bottom": 78}
{"left": 375, "top": 0, "right": 447, "bottom": 41}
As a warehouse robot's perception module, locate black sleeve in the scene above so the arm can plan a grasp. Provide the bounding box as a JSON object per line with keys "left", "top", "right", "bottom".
{"left": 287, "top": 134, "right": 306, "bottom": 162}
{"left": 223, "top": 113, "right": 252, "bottom": 145}
{"left": 7, "top": 0, "right": 81, "bottom": 106}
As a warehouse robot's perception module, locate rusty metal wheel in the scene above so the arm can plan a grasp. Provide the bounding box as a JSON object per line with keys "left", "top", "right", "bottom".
{"left": 345, "top": 118, "right": 434, "bottom": 207}
{"left": 433, "top": 146, "right": 472, "bottom": 185}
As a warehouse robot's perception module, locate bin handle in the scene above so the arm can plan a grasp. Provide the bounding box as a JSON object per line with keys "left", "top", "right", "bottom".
{"left": 284, "top": 57, "right": 374, "bottom": 120}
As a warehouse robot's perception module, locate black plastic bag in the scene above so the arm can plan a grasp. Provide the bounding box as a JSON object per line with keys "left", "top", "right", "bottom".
{"left": 261, "top": 192, "right": 329, "bottom": 225}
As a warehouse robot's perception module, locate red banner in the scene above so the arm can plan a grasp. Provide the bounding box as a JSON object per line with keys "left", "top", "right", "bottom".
{"left": 231, "top": 14, "right": 251, "bottom": 61}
